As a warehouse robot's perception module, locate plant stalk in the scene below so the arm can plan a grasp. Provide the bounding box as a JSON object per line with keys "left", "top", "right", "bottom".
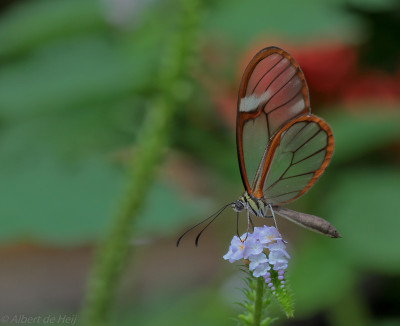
{"left": 80, "top": 0, "right": 200, "bottom": 325}
{"left": 253, "top": 277, "right": 265, "bottom": 326}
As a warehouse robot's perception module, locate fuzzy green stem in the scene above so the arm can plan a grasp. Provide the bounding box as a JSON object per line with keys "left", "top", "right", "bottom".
{"left": 80, "top": 1, "right": 200, "bottom": 325}
{"left": 253, "top": 277, "right": 265, "bottom": 326}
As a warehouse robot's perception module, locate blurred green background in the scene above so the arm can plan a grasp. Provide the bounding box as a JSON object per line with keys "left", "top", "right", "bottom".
{"left": 1, "top": 0, "right": 400, "bottom": 325}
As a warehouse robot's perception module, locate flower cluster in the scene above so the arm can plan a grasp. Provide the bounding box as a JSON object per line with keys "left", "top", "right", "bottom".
{"left": 223, "top": 226, "right": 289, "bottom": 292}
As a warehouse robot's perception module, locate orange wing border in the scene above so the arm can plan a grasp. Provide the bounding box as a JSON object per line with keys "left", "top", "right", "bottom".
{"left": 253, "top": 115, "right": 334, "bottom": 201}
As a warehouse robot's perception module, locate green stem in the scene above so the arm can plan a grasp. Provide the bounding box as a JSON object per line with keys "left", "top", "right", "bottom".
{"left": 253, "top": 277, "right": 265, "bottom": 326}
{"left": 80, "top": 1, "right": 200, "bottom": 325}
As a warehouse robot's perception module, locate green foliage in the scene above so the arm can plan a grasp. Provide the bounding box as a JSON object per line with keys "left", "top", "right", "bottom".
{"left": 236, "top": 269, "right": 294, "bottom": 325}
{"left": 81, "top": 0, "right": 203, "bottom": 325}
{"left": 327, "top": 110, "right": 400, "bottom": 165}
{"left": 114, "top": 288, "right": 234, "bottom": 326}
{"left": 0, "top": 0, "right": 106, "bottom": 58}
{"left": 0, "top": 127, "right": 208, "bottom": 245}
{"left": 237, "top": 274, "right": 275, "bottom": 326}
{"left": 204, "top": 0, "right": 359, "bottom": 46}
{"left": 0, "top": 0, "right": 208, "bottom": 245}
{"left": 269, "top": 270, "right": 294, "bottom": 318}
{"left": 324, "top": 168, "right": 400, "bottom": 272}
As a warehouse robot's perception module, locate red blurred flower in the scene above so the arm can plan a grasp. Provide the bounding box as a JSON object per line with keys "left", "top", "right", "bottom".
{"left": 202, "top": 39, "right": 400, "bottom": 128}
{"left": 341, "top": 70, "right": 400, "bottom": 106}
{"left": 289, "top": 43, "right": 358, "bottom": 103}
{"left": 277, "top": 42, "right": 400, "bottom": 107}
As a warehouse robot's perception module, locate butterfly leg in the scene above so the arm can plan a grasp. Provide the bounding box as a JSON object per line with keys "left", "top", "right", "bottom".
{"left": 236, "top": 211, "right": 241, "bottom": 239}
{"left": 249, "top": 215, "right": 255, "bottom": 232}
{"left": 269, "top": 204, "right": 288, "bottom": 243}
{"left": 268, "top": 204, "right": 278, "bottom": 229}
{"left": 243, "top": 209, "right": 251, "bottom": 241}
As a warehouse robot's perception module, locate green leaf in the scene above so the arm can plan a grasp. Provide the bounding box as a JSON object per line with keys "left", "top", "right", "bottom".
{"left": 347, "top": 0, "right": 396, "bottom": 10}
{"left": 205, "top": 0, "right": 359, "bottom": 46}
{"left": 0, "top": 115, "right": 210, "bottom": 245}
{"left": 0, "top": 35, "right": 156, "bottom": 119}
{"left": 0, "top": 0, "right": 106, "bottom": 58}
{"left": 113, "top": 288, "right": 233, "bottom": 326}
{"left": 0, "top": 148, "right": 208, "bottom": 246}
{"left": 288, "top": 240, "right": 355, "bottom": 316}
{"left": 321, "top": 168, "right": 400, "bottom": 273}
{"left": 260, "top": 317, "right": 273, "bottom": 326}
{"left": 269, "top": 270, "right": 294, "bottom": 318}
{"left": 326, "top": 110, "right": 400, "bottom": 165}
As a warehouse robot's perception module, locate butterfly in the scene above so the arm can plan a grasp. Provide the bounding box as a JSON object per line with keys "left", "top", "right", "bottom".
{"left": 177, "top": 46, "right": 340, "bottom": 246}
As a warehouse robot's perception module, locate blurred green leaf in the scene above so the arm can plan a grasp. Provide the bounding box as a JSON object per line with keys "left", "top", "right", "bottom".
{"left": 204, "top": 0, "right": 359, "bottom": 46}
{"left": 0, "top": 112, "right": 209, "bottom": 245}
{"left": 0, "top": 100, "right": 144, "bottom": 161}
{"left": 0, "top": 35, "right": 156, "bottom": 119}
{"left": 370, "top": 320, "right": 400, "bottom": 326}
{"left": 178, "top": 123, "right": 238, "bottom": 183}
{"left": 0, "top": 0, "right": 107, "bottom": 58}
{"left": 322, "top": 168, "right": 400, "bottom": 273}
{"left": 0, "top": 148, "right": 208, "bottom": 245}
{"left": 0, "top": 0, "right": 211, "bottom": 247}
{"left": 347, "top": 0, "right": 397, "bottom": 10}
{"left": 114, "top": 289, "right": 233, "bottom": 326}
{"left": 327, "top": 110, "right": 400, "bottom": 165}
{"left": 288, "top": 239, "right": 355, "bottom": 316}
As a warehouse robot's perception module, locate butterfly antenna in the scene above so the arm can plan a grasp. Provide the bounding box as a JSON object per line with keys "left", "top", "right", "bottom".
{"left": 177, "top": 202, "right": 233, "bottom": 247}
{"left": 194, "top": 203, "right": 232, "bottom": 246}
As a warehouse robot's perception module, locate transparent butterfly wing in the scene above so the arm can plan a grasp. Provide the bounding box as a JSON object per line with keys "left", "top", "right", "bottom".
{"left": 260, "top": 115, "right": 334, "bottom": 205}
{"left": 237, "top": 47, "right": 310, "bottom": 195}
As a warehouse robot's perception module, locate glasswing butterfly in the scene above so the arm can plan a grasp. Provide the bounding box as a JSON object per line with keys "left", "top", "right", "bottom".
{"left": 177, "top": 46, "right": 341, "bottom": 246}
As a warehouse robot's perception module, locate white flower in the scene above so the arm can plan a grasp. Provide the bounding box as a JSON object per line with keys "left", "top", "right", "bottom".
{"left": 268, "top": 249, "right": 289, "bottom": 271}
{"left": 254, "top": 225, "right": 282, "bottom": 245}
{"left": 223, "top": 235, "right": 246, "bottom": 263}
{"left": 268, "top": 240, "right": 290, "bottom": 258}
{"left": 248, "top": 253, "right": 268, "bottom": 271}
{"left": 243, "top": 236, "right": 264, "bottom": 259}
{"left": 252, "top": 262, "right": 271, "bottom": 277}
{"left": 223, "top": 227, "right": 290, "bottom": 275}
{"left": 273, "top": 261, "right": 288, "bottom": 271}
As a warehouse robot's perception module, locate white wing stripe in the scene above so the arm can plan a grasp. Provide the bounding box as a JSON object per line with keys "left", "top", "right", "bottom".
{"left": 239, "top": 91, "right": 270, "bottom": 112}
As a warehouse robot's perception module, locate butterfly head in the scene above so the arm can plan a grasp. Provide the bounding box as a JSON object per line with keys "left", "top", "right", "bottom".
{"left": 232, "top": 198, "right": 245, "bottom": 213}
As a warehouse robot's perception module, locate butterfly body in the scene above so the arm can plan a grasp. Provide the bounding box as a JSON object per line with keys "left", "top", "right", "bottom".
{"left": 233, "top": 192, "right": 269, "bottom": 218}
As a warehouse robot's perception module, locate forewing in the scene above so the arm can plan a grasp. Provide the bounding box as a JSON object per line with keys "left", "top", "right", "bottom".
{"left": 236, "top": 47, "right": 310, "bottom": 194}
{"left": 258, "top": 115, "right": 334, "bottom": 205}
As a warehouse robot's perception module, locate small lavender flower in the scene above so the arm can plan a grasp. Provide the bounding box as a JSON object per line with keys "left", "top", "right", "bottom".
{"left": 255, "top": 225, "right": 282, "bottom": 245}
{"left": 242, "top": 235, "right": 264, "bottom": 259}
{"left": 273, "top": 262, "right": 288, "bottom": 271}
{"left": 249, "top": 254, "right": 270, "bottom": 278}
{"left": 248, "top": 253, "right": 268, "bottom": 270}
{"left": 252, "top": 262, "right": 271, "bottom": 277}
{"left": 223, "top": 235, "right": 246, "bottom": 263}
{"left": 224, "top": 225, "right": 294, "bottom": 320}
{"left": 269, "top": 251, "right": 288, "bottom": 270}
{"left": 268, "top": 240, "right": 290, "bottom": 258}
{"left": 224, "top": 226, "right": 291, "bottom": 284}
